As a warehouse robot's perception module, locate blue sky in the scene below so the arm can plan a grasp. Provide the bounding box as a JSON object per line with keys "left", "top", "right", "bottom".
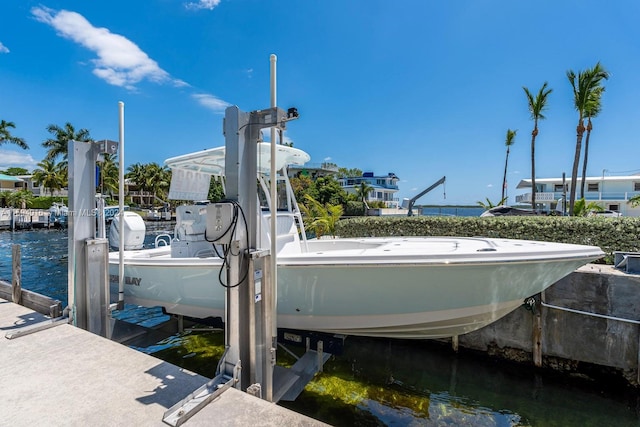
{"left": 1, "top": 1, "right": 639, "bottom": 205}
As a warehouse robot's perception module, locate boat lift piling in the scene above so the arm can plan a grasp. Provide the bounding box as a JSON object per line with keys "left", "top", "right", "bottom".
{"left": 68, "top": 137, "right": 118, "bottom": 335}
{"left": 162, "top": 104, "right": 299, "bottom": 426}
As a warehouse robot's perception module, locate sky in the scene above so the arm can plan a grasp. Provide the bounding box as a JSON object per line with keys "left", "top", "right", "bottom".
{"left": 1, "top": 1, "right": 640, "bottom": 205}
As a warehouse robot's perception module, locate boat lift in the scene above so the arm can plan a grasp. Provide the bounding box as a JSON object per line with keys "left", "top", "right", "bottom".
{"left": 62, "top": 56, "right": 333, "bottom": 426}
{"left": 163, "top": 58, "right": 332, "bottom": 426}
{"left": 406, "top": 176, "right": 446, "bottom": 216}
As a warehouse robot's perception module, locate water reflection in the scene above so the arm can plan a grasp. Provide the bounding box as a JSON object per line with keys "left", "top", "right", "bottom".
{"left": 283, "top": 337, "right": 640, "bottom": 426}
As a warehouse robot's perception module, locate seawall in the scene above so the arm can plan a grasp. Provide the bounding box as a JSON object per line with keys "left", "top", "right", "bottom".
{"left": 458, "top": 264, "right": 640, "bottom": 387}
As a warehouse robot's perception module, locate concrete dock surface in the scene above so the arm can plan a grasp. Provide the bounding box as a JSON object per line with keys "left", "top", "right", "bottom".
{"left": 0, "top": 298, "right": 328, "bottom": 426}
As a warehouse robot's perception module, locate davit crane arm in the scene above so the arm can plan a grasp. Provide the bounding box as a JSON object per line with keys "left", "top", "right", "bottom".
{"left": 407, "top": 176, "right": 446, "bottom": 217}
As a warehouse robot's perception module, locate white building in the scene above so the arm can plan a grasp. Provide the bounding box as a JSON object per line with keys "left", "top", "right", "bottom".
{"left": 338, "top": 172, "right": 400, "bottom": 208}
{"left": 516, "top": 175, "right": 640, "bottom": 216}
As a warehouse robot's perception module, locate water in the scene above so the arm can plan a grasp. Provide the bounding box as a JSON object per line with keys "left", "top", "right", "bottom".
{"left": 1, "top": 226, "right": 638, "bottom": 426}
{"left": 420, "top": 206, "right": 485, "bottom": 217}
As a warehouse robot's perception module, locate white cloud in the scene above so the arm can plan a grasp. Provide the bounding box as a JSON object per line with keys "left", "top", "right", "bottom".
{"left": 31, "top": 6, "right": 181, "bottom": 90}
{"left": 32, "top": 7, "right": 230, "bottom": 111}
{"left": 192, "top": 93, "right": 231, "bottom": 112}
{"left": 185, "top": 0, "right": 222, "bottom": 10}
{"left": 0, "top": 42, "right": 9, "bottom": 53}
{"left": 0, "top": 150, "right": 38, "bottom": 170}
{"left": 487, "top": 184, "right": 494, "bottom": 188}
{"left": 324, "top": 157, "right": 332, "bottom": 162}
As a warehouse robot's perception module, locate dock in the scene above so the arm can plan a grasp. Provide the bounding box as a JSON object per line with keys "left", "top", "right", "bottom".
{"left": 0, "top": 298, "right": 328, "bottom": 426}
{"left": 0, "top": 208, "right": 53, "bottom": 230}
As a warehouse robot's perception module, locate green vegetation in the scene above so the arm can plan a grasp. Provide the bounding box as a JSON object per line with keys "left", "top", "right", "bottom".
{"left": 31, "top": 159, "right": 65, "bottom": 197}
{"left": 126, "top": 162, "right": 171, "bottom": 205}
{"left": 300, "top": 194, "right": 344, "bottom": 238}
{"left": 0, "top": 167, "right": 28, "bottom": 176}
{"left": 0, "top": 119, "right": 28, "bottom": 150}
{"left": 0, "top": 189, "right": 34, "bottom": 208}
{"left": 476, "top": 197, "right": 507, "bottom": 209}
{"left": 572, "top": 198, "right": 604, "bottom": 217}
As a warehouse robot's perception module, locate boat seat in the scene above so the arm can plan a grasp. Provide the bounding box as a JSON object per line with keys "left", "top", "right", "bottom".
{"left": 174, "top": 205, "right": 208, "bottom": 242}
{"left": 176, "top": 220, "right": 206, "bottom": 242}
{"left": 260, "top": 213, "right": 302, "bottom": 254}
{"left": 277, "top": 215, "right": 296, "bottom": 235}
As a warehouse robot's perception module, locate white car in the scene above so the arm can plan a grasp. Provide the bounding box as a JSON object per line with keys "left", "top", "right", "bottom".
{"left": 588, "top": 210, "right": 622, "bottom": 218}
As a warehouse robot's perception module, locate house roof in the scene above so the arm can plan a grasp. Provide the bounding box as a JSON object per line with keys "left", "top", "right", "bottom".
{"left": 0, "top": 173, "right": 23, "bottom": 182}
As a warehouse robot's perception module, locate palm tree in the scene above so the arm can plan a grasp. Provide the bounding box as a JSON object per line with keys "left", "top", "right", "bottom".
{"left": 7, "top": 189, "right": 34, "bottom": 209}
{"left": 31, "top": 159, "right": 65, "bottom": 197}
{"left": 501, "top": 129, "right": 517, "bottom": 202}
{"left": 300, "top": 194, "right": 343, "bottom": 238}
{"left": 567, "top": 62, "right": 609, "bottom": 215}
{"left": 143, "top": 163, "right": 171, "bottom": 203}
{"left": 98, "top": 154, "right": 120, "bottom": 199}
{"left": 0, "top": 120, "right": 28, "bottom": 149}
{"left": 0, "top": 190, "right": 12, "bottom": 207}
{"left": 580, "top": 86, "right": 604, "bottom": 199}
{"left": 355, "top": 181, "right": 374, "bottom": 215}
{"left": 42, "top": 122, "right": 92, "bottom": 163}
{"left": 126, "top": 163, "right": 145, "bottom": 187}
{"left": 523, "top": 82, "right": 552, "bottom": 211}
{"left": 126, "top": 163, "right": 146, "bottom": 205}
{"left": 477, "top": 197, "right": 507, "bottom": 210}
{"left": 572, "top": 198, "right": 604, "bottom": 217}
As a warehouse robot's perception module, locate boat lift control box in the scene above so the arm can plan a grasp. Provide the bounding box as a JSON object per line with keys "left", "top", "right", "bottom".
{"left": 206, "top": 202, "right": 235, "bottom": 244}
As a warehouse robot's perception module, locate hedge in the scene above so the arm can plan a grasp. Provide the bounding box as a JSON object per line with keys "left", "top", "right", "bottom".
{"left": 334, "top": 216, "right": 640, "bottom": 265}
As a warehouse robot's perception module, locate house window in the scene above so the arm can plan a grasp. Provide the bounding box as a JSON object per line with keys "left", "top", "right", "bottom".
{"left": 634, "top": 182, "right": 640, "bottom": 191}
{"left": 587, "top": 183, "right": 599, "bottom": 192}
{"left": 609, "top": 204, "right": 619, "bottom": 211}
{"left": 554, "top": 184, "right": 567, "bottom": 192}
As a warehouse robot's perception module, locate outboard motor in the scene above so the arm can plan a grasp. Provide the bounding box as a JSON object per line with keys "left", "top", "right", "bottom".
{"left": 109, "top": 211, "right": 146, "bottom": 250}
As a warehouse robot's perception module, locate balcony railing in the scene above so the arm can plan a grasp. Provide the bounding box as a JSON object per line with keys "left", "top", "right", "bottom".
{"left": 516, "top": 191, "right": 640, "bottom": 203}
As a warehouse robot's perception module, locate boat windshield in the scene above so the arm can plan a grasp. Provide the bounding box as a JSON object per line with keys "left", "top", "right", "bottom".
{"left": 258, "top": 176, "right": 291, "bottom": 211}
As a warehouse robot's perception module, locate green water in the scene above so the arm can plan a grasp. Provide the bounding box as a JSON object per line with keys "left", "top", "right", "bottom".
{"left": 146, "top": 329, "right": 639, "bottom": 427}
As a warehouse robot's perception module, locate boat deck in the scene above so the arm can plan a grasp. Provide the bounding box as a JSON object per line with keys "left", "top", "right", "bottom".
{"left": 0, "top": 298, "right": 327, "bottom": 426}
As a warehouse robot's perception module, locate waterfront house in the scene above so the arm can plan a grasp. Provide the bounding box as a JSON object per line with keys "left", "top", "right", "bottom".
{"left": 0, "top": 173, "right": 26, "bottom": 194}
{"left": 15, "top": 175, "right": 68, "bottom": 197}
{"left": 516, "top": 175, "right": 640, "bottom": 216}
{"left": 0, "top": 173, "right": 69, "bottom": 198}
{"left": 338, "top": 172, "right": 400, "bottom": 208}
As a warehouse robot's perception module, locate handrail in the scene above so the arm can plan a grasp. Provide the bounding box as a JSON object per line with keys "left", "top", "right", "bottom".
{"left": 154, "top": 234, "right": 172, "bottom": 248}
{"left": 541, "top": 301, "right": 640, "bottom": 325}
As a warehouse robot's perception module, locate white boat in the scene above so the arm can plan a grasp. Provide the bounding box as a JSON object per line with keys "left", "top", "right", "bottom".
{"left": 108, "top": 144, "right": 604, "bottom": 339}
{"left": 49, "top": 202, "right": 69, "bottom": 227}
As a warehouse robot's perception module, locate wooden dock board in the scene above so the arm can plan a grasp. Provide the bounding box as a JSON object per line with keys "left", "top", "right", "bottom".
{"left": 0, "top": 298, "right": 328, "bottom": 426}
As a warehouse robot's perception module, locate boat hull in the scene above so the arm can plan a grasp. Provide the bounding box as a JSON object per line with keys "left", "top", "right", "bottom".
{"left": 108, "top": 237, "right": 603, "bottom": 339}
